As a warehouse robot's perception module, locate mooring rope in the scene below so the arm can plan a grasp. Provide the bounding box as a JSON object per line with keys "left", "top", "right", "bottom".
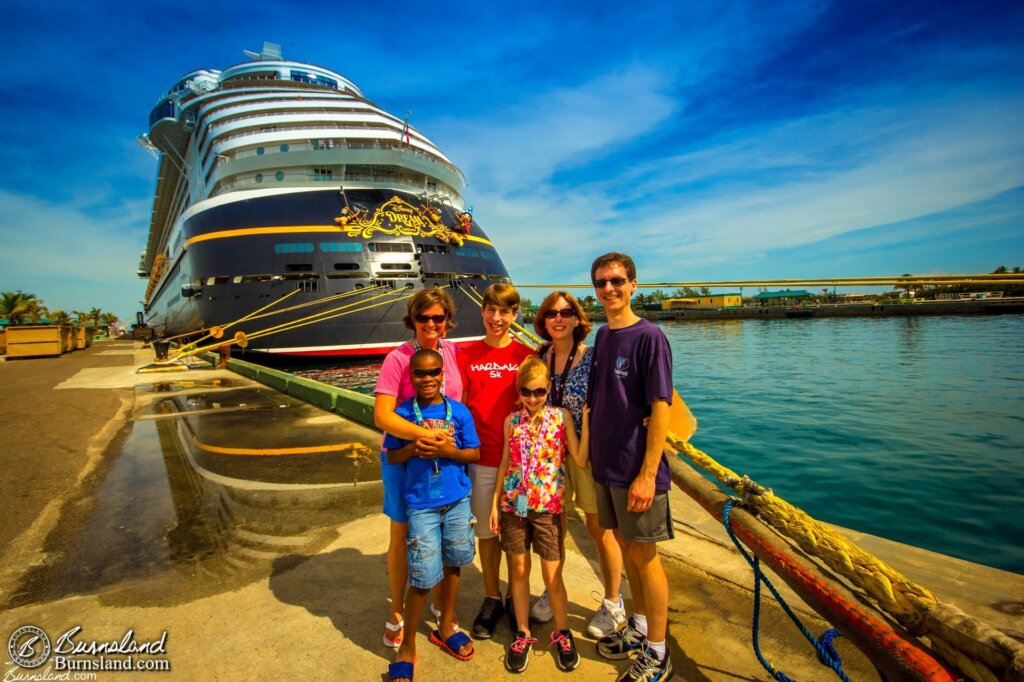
{"left": 724, "top": 500, "right": 854, "bottom": 682}
{"left": 668, "top": 433, "right": 1024, "bottom": 682}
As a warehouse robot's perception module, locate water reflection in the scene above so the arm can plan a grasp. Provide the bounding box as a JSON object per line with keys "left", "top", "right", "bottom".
{"left": 4, "top": 382, "right": 384, "bottom": 607}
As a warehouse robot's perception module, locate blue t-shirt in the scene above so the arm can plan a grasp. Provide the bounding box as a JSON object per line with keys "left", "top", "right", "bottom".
{"left": 382, "top": 397, "right": 480, "bottom": 509}
{"left": 587, "top": 319, "right": 674, "bottom": 490}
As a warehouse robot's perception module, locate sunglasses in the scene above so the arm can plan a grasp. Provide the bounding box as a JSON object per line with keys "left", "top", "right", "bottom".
{"left": 518, "top": 386, "right": 549, "bottom": 398}
{"left": 543, "top": 308, "right": 577, "bottom": 320}
{"left": 412, "top": 368, "right": 443, "bottom": 378}
{"left": 593, "top": 277, "right": 629, "bottom": 288}
{"left": 414, "top": 314, "right": 447, "bottom": 324}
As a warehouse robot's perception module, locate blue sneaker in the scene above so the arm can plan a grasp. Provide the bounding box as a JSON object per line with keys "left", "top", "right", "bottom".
{"left": 617, "top": 645, "right": 673, "bottom": 681}
{"left": 597, "top": 617, "right": 647, "bottom": 660}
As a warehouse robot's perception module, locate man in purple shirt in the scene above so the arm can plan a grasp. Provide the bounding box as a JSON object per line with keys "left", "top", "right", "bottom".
{"left": 586, "top": 252, "right": 676, "bottom": 682}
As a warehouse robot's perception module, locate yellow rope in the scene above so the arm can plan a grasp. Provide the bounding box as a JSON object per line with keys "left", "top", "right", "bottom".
{"left": 244, "top": 286, "right": 416, "bottom": 341}
{"left": 667, "top": 432, "right": 1024, "bottom": 681}
{"left": 246, "top": 284, "right": 442, "bottom": 341}
{"left": 171, "top": 285, "right": 400, "bottom": 360}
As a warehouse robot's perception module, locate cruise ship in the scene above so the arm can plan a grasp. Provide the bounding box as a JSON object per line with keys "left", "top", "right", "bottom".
{"left": 137, "top": 42, "right": 512, "bottom": 356}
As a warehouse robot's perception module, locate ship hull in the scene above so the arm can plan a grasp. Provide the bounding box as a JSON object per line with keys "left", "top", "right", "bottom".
{"left": 145, "top": 188, "right": 512, "bottom": 356}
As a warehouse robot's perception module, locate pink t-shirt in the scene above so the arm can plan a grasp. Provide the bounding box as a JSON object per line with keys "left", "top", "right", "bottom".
{"left": 375, "top": 340, "right": 464, "bottom": 444}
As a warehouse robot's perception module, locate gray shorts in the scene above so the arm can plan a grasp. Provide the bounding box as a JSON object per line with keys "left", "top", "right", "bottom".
{"left": 594, "top": 482, "right": 674, "bottom": 543}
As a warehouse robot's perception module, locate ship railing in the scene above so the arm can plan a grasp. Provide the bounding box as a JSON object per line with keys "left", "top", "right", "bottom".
{"left": 213, "top": 173, "right": 435, "bottom": 195}
{"left": 212, "top": 125, "right": 456, "bottom": 164}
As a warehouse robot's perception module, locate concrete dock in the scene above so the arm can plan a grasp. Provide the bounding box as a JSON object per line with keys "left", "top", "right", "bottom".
{"left": 1, "top": 340, "right": 1020, "bottom": 680}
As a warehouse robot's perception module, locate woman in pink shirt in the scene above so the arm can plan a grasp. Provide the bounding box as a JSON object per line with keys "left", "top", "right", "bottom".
{"left": 374, "top": 288, "right": 465, "bottom": 649}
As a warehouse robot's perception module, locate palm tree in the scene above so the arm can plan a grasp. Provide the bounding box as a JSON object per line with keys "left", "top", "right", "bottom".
{"left": 88, "top": 307, "right": 103, "bottom": 328}
{"left": 894, "top": 274, "right": 919, "bottom": 299}
{"left": 99, "top": 312, "right": 119, "bottom": 334}
{"left": 993, "top": 265, "right": 1008, "bottom": 274}
{"left": 0, "top": 291, "right": 45, "bottom": 324}
{"left": 48, "top": 309, "right": 73, "bottom": 326}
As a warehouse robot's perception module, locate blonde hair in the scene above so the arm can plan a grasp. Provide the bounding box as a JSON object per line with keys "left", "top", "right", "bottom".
{"left": 517, "top": 355, "right": 549, "bottom": 388}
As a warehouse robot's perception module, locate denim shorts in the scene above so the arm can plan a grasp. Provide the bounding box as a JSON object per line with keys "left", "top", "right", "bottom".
{"left": 381, "top": 450, "right": 408, "bottom": 523}
{"left": 406, "top": 494, "right": 475, "bottom": 589}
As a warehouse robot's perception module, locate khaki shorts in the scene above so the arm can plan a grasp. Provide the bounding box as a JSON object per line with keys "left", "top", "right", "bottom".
{"left": 564, "top": 457, "right": 598, "bottom": 515}
{"left": 498, "top": 510, "right": 565, "bottom": 561}
{"left": 594, "top": 483, "right": 674, "bottom": 543}
{"left": 468, "top": 463, "right": 499, "bottom": 539}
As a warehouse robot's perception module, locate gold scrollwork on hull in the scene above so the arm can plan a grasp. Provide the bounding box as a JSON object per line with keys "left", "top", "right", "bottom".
{"left": 336, "top": 195, "right": 464, "bottom": 246}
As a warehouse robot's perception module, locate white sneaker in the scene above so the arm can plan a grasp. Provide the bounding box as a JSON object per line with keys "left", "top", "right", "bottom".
{"left": 586, "top": 597, "right": 627, "bottom": 639}
{"left": 530, "top": 590, "right": 553, "bottom": 623}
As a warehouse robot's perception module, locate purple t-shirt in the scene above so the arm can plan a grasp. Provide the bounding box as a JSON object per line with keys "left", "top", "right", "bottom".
{"left": 587, "top": 319, "right": 674, "bottom": 490}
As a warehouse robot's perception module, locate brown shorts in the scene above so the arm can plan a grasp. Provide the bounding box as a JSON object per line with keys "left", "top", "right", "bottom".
{"left": 499, "top": 510, "right": 565, "bottom": 561}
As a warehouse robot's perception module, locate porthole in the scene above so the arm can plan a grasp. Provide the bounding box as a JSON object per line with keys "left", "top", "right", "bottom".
{"left": 275, "top": 171, "right": 285, "bottom": 182}
{"left": 280, "top": 144, "right": 289, "bottom": 152}
{"left": 256, "top": 147, "right": 265, "bottom": 155}
{"left": 255, "top": 173, "right": 263, "bottom": 183}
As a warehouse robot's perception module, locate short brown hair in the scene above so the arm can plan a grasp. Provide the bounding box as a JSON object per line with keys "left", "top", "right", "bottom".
{"left": 402, "top": 287, "right": 457, "bottom": 331}
{"left": 533, "top": 291, "right": 592, "bottom": 344}
{"left": 481, "top": 283, "right": 520, "bottom": 310}
{"left": 590, "top": 252, "right": 637, "bottom": 283}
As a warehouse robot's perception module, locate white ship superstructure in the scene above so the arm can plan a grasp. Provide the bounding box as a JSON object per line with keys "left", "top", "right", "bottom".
{"left": 138, "top": 43, "right": 511, "bottom": 355}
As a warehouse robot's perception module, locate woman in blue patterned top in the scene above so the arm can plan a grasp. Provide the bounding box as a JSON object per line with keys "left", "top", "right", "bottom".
{"left": 529, "top": 291, "right": 627, "bottom": 639}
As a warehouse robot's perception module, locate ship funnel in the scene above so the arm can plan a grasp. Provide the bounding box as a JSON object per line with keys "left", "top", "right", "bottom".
{"left": 243, "top": 41, "right": 282, "bottom": 61}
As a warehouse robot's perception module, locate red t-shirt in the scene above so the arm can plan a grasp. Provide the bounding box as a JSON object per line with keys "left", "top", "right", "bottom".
{"left": 458, "top": 339, "right": 536, "bottom": 467}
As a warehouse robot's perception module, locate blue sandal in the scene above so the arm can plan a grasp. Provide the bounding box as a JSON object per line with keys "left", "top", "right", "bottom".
{"left": 429, "top": 629, "right": 475, "bottom": 661}
{"left": 387, "top": 660, "right": 414, "bottom": 681}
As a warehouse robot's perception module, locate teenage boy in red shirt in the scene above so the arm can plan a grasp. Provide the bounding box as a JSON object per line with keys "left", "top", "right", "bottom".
{"left": 458, "top": 283, "right": 535, "bottom": 639}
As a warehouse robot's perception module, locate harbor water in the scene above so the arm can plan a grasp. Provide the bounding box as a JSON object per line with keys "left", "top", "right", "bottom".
{"left": 292, "top": 314, "right": 1024, "bottom": 574}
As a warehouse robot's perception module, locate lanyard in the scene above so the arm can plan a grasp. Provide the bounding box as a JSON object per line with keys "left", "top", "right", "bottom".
{"left": 412, "top": 395, "right": 451, "bottom": 474}
{"left": 516, "top": 407, "right": 546, "bottom": 491}
{"left": 547, "top": 343, "right": 578, "bottom": 408}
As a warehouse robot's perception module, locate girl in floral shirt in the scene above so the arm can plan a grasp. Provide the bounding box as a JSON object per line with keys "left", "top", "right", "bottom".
{"left": 489, "top": 357, "right": 585, "bottom": 674}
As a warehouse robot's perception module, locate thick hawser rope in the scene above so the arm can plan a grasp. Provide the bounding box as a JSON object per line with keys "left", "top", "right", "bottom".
{"left": 668, "top": 432, "right": 1024, "bottom": 682}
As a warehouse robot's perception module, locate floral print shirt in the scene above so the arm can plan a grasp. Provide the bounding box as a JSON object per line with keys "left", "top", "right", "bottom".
{"left": 500, "top": 405, "right": 567, "bottom": 514}
{"left": 541, "top": 345, "right": 593, "bottom": 436}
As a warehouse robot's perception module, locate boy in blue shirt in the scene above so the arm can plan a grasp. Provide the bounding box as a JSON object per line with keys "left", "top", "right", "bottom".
{"left": 384, "top": 348, "right": 480, "bottom": 682}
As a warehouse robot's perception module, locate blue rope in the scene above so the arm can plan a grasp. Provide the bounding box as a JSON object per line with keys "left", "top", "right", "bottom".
{"left": 723, "top": 500, "right": 853, "bottom": 682}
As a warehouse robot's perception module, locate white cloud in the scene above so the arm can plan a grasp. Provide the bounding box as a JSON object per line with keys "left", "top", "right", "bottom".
{"left": 438, "top": 65, "right": 678, "bottom": 193}
{"left": 455, "top": 79, "right": 1024, "bottom": 284}
{"left": 0, "top": 190, "right": 150, "bottom": 320}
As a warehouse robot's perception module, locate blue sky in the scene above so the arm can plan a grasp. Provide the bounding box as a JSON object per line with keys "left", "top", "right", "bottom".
{"left": 0, "top": 0, "right": 1021, "bottom": 320}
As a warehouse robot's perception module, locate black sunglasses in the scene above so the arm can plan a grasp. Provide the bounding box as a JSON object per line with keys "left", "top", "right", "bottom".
{"left": 412, "top": 368, "right": 443, "bottom": 378}
{"left": 518, "top": 386, "right": 549, "bottom": 398}
{"left": 414, "top": 314, "right": 447, "bottom": 324}
{"left": 543, "top": 308, "right": 577, "bottom": 320}
{"left": 593, "top": 277, "right": 629, "bottom": 288}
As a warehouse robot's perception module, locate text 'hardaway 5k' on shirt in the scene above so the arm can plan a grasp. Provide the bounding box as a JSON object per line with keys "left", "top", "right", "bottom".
{"left": 457, "top": 339, "right": 535, "bottom": 467}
